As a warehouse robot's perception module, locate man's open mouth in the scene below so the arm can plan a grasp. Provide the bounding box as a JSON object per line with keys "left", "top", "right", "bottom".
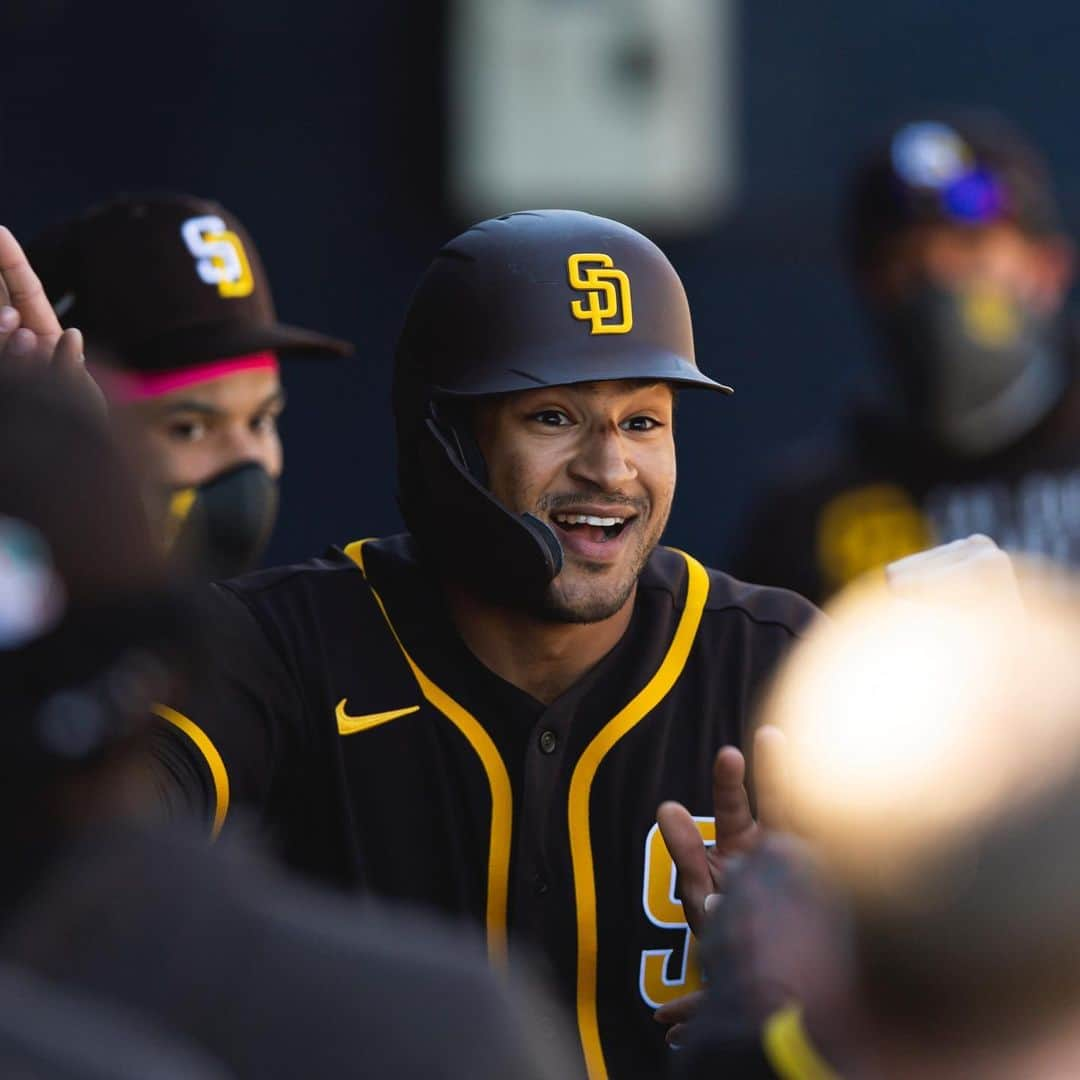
{"left": 551, "top": 512, "right": 633, "bottom": 544}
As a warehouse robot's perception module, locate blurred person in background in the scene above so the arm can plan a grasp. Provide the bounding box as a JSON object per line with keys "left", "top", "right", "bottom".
{"left": 29, "top": 194, "right": 353, "bottom": 580}
{"left": 677, "top": 558, "right": 1080, "bottom": 1078}
{"left": 0, "top": 288, "right": 573, "bottom": 1080}
{"left": 732, "top": 113, "right": 1080, "bottom": 604}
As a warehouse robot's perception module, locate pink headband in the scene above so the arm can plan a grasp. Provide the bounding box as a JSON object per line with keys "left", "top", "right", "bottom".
{"left": 97, "top": 351, "right": 279, "bottom": 402}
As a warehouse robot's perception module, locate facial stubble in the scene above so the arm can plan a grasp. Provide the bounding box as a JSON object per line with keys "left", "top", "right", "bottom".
{"left": 536, "top": 498, "right": 670, "bottom": 624}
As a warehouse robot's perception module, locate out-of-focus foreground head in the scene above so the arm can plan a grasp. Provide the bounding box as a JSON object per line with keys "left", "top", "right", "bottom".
{"left": 760, "top": 566, "right": 1080, "bottom": 1053}
{"left": 29, "top": 194, "right": 353, "bottom": 579}
{"left": 0, "top": 373, "right": 196, "bottom": 837}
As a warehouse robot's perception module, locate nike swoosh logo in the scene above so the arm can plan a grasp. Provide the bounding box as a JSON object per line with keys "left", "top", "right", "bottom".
{"left": 335, "top": 699, "right": 419, "bottom": 736}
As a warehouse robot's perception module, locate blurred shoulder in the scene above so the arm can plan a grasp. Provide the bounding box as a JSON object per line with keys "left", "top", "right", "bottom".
{"left": 645, "top": 546, "right": 819, "bottom": 638}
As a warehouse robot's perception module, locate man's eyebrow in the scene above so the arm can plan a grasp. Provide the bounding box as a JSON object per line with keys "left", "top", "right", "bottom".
{"left": 159, "top": 400, "right": 226, "bottom": 418}
{"left": 157, "top": 388, "right": 286, "bottom": 418}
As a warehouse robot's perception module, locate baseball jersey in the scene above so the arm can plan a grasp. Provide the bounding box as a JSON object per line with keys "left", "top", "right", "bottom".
{"left": 151, "top": 533, "right": 816, "bottom": 1080}
{"left": 731, "top": 367, "right": 1080, "bottom": 605}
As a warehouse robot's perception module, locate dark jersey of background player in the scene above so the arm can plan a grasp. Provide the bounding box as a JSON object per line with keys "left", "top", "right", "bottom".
{"left": 30, "top": 194, "right": 353, "bottom": 581}
{"left": 148, "top": 210, "right": 818, "bottom": 1080}
{"left": 731, "top": 113, "right": 1079, "bottom": 605}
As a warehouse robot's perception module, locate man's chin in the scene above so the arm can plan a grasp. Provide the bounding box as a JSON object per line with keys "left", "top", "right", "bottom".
{"left": 535, "top": 572, "right": 638, "bottom": 625}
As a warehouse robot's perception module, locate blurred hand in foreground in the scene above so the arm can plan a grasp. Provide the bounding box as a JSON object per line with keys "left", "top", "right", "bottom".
{"left": 0, "top": 226, "right": 103, "bottom": 413}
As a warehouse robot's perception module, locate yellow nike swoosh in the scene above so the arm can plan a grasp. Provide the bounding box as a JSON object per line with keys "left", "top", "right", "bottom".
{"left": 335, "top": 699, "right": 420, "bottom": 736}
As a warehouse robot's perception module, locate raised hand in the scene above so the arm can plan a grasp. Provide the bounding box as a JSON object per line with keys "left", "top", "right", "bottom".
{"left": 653, "top": 725, "right": 787, "bottom": 1046}
{"left": 656, "top": 724, "right": 787, "bottom": 939}
{"left": 0, "top": 226, "right": 103, "bottom": 411}
{"left": 884, "top": 533, "right": 1021, "bottom": 611}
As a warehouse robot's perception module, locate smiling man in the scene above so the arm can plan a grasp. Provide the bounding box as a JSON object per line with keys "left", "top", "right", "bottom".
{"left": 30, "top": 194, "right": 352, "bottom": 578}
{"left": 140, "top": 210, "right": 817, "bottom": 1079}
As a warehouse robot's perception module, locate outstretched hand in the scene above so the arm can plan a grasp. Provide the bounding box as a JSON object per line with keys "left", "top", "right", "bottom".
{"left": 0, "top": 226, "right": 103, "bottom": 411}
{"left": 653, "top": 725, "right": 787, "bottom": 1046}
{"left": 657, "top": 724, "right": 787, "bottom": 939}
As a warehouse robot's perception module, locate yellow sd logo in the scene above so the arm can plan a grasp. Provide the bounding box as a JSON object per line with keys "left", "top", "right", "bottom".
{"left": 180, "top": 215, "right": 255, "bottom": 299}
{"left": 567, "top": 252, "right": 633, "bottom": 335}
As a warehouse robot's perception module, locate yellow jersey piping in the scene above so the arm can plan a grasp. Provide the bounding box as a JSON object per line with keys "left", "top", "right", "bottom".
{"left": 567, "top": 549, "right": 710, "bottom": 1080}
{"left": 344, "top": 539, "right": 513, "bottom": 966}
{"left": 153, "top": 703, "right": 230, "bottom": 840}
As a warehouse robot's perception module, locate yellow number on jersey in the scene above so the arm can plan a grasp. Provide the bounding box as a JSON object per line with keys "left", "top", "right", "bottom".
{"left": 638, "top": 816, "right": 715, "bottom": 1008}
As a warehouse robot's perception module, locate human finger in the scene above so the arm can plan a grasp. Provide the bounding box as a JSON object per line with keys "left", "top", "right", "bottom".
{"left": 51, "top": 326, "right": 84, "bottom": 372}
{"left": 712, "top": 745, "right": 757, "bottom": 855}
{"left": 653, "top": 990, "right": 704, "bottom": 1027}
{"left": 51, "top": 329, "right": 107, "bottom": 416}
{"left": 657, "top": 800, "right": 714, "bottom": 937}
{"left": 0, "top": 226, "right": 62, "bottom": 343}
{"left": 0, "top": 304, "right": 20, "bottom": 352}
{"left": 665, "top": 1022, "right": 690, "bottom": 1047}
{"left": 753, "top": 724, "right": 789, "bottom": 832}
{"left": 2, "top": 327, "right": 43, "bottom": 371}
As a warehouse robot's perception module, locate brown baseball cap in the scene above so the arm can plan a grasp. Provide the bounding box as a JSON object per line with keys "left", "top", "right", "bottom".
{"left": 29, "top": 193, "right": 353, "bottom": 374}
{"left": 844, "top": 112, "right": 1065, "bottom": 276}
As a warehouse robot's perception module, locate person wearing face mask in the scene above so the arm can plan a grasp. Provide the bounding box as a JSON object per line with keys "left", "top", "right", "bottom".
{"left": 28, "top": 194, "right": 354, "bottom": 580}
{"left": 731, "top": 113, "right": 1079, "bottom": 604}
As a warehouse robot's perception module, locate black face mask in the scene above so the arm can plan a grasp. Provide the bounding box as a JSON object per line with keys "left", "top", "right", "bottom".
{"left": 163, "top": 462, "right": 278, "bottom": 580}
{"left": 874, "top": 281, "right": 1066, "bottom": 456}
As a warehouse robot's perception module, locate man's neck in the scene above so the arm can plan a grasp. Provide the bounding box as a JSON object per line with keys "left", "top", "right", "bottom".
{"left": 445, "top": 586, "right": 636, "bottom": 705}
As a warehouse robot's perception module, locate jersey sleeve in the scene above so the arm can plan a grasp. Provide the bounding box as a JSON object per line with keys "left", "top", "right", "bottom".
{"left": 148, "top": 582, "right": 305, "bottom": 838}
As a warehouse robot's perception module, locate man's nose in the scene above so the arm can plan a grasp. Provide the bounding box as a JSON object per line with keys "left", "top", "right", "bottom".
{"left": 567, "top": 426, "right": 636, "bottom": 491}
{"left": 222, "top": 427, "right": 280, "bottom": 478}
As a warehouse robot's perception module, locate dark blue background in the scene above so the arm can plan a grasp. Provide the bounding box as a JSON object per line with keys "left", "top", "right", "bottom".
{"left": 5, "top": 1, "right": 1079, "bottom": 569}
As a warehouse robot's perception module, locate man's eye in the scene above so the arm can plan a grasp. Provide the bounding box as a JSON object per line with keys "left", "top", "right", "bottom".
{"left": 623, "top": 415, "right": 661, "bottom": 432}
{"left": 532, "top": 410, "right": 571, "bottom": 426}
{"left": 250, "top": 412, "right": 279, "bottom": 435}
{"left": 167, "top": 420, "right": 207, "bottom": 442}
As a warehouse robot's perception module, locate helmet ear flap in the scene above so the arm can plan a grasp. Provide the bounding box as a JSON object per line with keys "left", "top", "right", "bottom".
{"left": 427, "top": 399, "right": 489, "bottom": 488}
{"left": 417, "top": 415, "right": 563, "bottom": 601}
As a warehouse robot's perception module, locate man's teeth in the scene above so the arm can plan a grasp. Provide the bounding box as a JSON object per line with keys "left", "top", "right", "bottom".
{"left": 554, "top": 514, "right": 625, "bottom": 527}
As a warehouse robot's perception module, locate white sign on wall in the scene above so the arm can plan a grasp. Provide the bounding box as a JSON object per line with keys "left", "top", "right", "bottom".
{"left": 448, "top": 0, "right": 738, "bottom": 232}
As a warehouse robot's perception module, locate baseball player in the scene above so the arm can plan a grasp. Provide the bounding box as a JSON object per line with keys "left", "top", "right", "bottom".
{"left": 29, "top": 194, "right": 353, "bottom": 579}
{"left": 1, "top": 212, "right": 816, "bottom": 1079}
{"left": 732, "top": 113, "right": 1079, "bottom": 603}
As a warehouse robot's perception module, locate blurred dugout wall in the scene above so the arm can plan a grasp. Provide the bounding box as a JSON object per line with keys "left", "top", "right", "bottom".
{"left": 449, "top": 0, "right": 736, "bottom": 232}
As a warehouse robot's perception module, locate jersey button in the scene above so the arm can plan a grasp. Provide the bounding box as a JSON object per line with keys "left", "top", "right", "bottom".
{"left": 539, "top": 729, "right": 558, "bottom": 754}
{"left": 533, "top": 873, "right": 549, "bottom": 896}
